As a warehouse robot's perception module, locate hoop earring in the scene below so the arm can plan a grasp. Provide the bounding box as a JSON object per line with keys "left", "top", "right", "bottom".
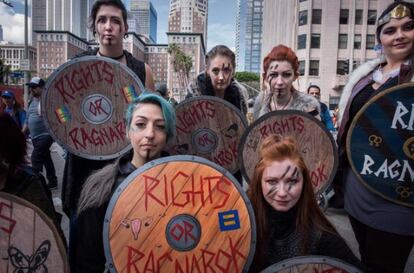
{"left": 124, "top": 33, "right": 129, "bottom": 39}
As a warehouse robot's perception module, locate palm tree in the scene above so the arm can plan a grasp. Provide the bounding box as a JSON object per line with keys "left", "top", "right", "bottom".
{"left": 168, "top": 43, "right": 193, "bottom": 99}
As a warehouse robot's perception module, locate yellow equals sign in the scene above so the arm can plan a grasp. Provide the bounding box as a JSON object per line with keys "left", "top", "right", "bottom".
{"left": 224, "top": 220, "right": 236, "bottom": 226}
{"left": 223, "top": 214, "right": 235, "bottom": 220}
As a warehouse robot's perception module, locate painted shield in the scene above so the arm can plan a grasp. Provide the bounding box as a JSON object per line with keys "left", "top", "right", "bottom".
{"left": 261, "top": 256, "right": 362, "bottom": 273}
{"left": 103, "top": 155, "right": 256, "bottom": 273}
{"left": 347, "top": 82, "right": 414, "bottom": 207}
{"left": 166, "top": 96, "right": 248, "bottom": 174}
{"left": 42, "top": 56, "right": 144, "bottom": 160}
{"left": 0, "top": 192, "right": 68, "bottom": 273}
{"left": 239, "top": 110, "right": 338, "bottom": 194}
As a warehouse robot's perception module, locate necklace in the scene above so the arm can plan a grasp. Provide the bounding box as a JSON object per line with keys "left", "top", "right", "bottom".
{"left": 98, "top": 50, "right": 125, "bottom": 60}
{"left": 372, "top": 64, "right": 401, "bottom": 84}
{"left": 273, "top": 94, "right": 293, "bottom": 110}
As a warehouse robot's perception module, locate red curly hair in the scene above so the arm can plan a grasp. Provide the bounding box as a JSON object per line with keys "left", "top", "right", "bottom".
{"left": 262, "top": 44, "right": 300, "bottom": 79}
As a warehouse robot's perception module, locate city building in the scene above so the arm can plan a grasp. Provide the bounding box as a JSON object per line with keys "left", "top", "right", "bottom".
{"left": 0, "top": 43, "right": 37, "bottom": 83}
{"left": 167, "top": 0, "right": 208, "bottom": 100}
{"left": 32, "top": 0, "right": 93, "bottom": 45}
{"left": 127, "top": 11, "right": 142, "bottom": 35}
{"left": 236, "top": 0, "right": 264, "bottom": 73}
{"left": 145, "top": 44, "right": 169, "bottom": 85}
{"left": 130, "top": 0, "right": 158, "bottom": 43}
{"left": 123, "top": 32, "right": 147, "bottom": 62}
{"left": 0, "top": 25, "right": 3, "bottom": 41}
{"left": 31, "top": 0, "right": 46, "bottom": 45}
{"left": 168, "top": 0, "right": 208, "bottom": 47}
{"left": 167, "top": 32, "right": 206, "bottom": 101}
{"left": 262, "top": 0, "right": 393, "bottom": 109}
{"left": 35, "top": 30, "right": 89, "bottom": 78}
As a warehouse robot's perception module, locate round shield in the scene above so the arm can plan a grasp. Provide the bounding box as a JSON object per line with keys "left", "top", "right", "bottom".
{"left": 42, "top": 56, "right": 144, "bottom": 160}
{"left": 347, "top": 82, "right": 414, "bottom": 207}
{"left": 0, "top": 192, "right": 68, "bottom": 273}
{"left": 239, "top": 110, "right": 338, "bottom": 194}
{"left": 103, "top": 155, "right": 256, "bottom": 273}
{"left": 166, "top": 96, "right": 248, "bottom": 174}
{"left": 261, "top": 256, "right": 362, "bottom": 273}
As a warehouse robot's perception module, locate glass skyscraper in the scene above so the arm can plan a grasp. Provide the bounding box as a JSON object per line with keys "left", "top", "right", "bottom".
{"left": 236, "top": 0, "right": 263, "bottom": 73}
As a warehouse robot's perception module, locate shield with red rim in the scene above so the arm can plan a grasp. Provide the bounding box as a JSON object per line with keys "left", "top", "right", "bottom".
{"left": 239, "top": 110, "right": 338, "bottom": 194}
{"left": 42, "top": 56, "right": 144, "bottom": 160}
{"left": 103, "top": 155, "right": 256, "bottom": 273}
{"left": 166, "top": 96, "right": 248, "bottom": 174}
{"left": 0, "top": 192, "right": 68, "bottom": 273}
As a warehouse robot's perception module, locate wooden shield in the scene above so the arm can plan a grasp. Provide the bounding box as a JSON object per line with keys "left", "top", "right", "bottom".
{"left": 261, "top": 256, "right": 362, "bottom": 273}
{"left": 239, "top": 110, "right": 338, "bottom": 194}
{"left": 166, "top": 96, "right": 248, "bottom": 174}
{"left": 0, "top": 192, "right": 68, "bottom": 273}
{"left": 347, "top": 82, "right": 414, "bottom": 207}
{"left": 42, "top": 56, "right": 144, "bottom": 160}
{"left": 103, "top": 155, "right": 256, "bottom": 273}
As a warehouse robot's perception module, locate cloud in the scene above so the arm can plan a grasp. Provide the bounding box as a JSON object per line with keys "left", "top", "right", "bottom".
{"left": 0, "top": 4, "right": 28, "bottom": 44}
{"left": 207, "top": 23, "right": 236, "bottom": 52}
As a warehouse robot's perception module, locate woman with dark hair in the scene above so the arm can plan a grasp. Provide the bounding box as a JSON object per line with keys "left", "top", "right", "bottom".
{"left": 0, "top": 113, "right": 62, "bottom": 237}
{"left": 247, "top": 134, "right": 363, "bottom": 272}
{"left": 253, "top": 44, "right": 320, "bottom": 120}
{"left": 187, "top": 44, "right": 248, "bottom": 115}
{"left": 337, "top": 2, "right": 414, "bottom": 272}
{"left": 73, "top": 93, "right": 176, "bottom": 273}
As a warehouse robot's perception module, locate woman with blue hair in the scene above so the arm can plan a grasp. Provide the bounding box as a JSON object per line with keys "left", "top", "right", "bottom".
{"left": 73, "top": 92, "right": 176, "bottom": 273}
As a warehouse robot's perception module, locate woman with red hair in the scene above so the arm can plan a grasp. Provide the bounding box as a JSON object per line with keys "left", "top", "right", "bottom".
{"left": 253, "top": 44, "right": 320, "bottom": 120}
{"left": 247, "top": 134, "right": 363, "bottom": 272}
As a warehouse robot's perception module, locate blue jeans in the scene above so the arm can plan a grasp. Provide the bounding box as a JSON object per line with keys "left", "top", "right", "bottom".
{"left": 31, "top": 135, "right": 57, "bottom": 185}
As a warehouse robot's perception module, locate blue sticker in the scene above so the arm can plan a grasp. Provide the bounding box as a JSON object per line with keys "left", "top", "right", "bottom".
{"left": 218, "top": 210, "right": 240, "bottom": 231}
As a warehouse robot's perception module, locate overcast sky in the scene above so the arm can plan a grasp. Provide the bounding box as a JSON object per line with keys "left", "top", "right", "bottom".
{"left": 0, "top": 0, "right": 237, "bottom": 52}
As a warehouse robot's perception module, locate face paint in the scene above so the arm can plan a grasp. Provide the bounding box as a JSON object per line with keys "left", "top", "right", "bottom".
{"left": 265, "top": 61, "right": 296, "bottom": 101}
{"left": 261, "top": 160, "right": 304, "bottom": 212}
{"left": 207, "top": 55, "right": 234, "bottom": 93}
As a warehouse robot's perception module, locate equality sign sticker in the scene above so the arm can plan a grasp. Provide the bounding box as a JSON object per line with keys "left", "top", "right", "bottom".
{"left": 261, "top": 255, "right": 363, "bottom": 273}
{"left": 103, "top": 155, "right": 256, "bottom": 273}
{"left": 42, "top": 56, "right": 144, "bottom": 160}
{"left": 347, "top": 82, "right": 414, "bottom": 207}
{"left": 0, "top": 192, "right": 69, "bottom": 273}
{"left": 166, "top": 96, "right": 248, "bottom": 174}
{"left": 239, "top": 110, "right": 338, "bottom": 195}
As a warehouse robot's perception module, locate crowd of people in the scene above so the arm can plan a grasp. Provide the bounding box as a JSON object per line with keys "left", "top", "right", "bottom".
{"left": 2, "top": 0, "right": 414, "bottom": 272}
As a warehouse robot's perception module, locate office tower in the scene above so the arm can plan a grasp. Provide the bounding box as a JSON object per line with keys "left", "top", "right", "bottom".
{"left": 236, "top": 0, "right": 263, "bottom": 73}
{"left": 130, "top": 0, "right": 157, "bottom": 43}
{"left": 168, "top": 0, "right": 208, "bottom": 47}
{"left": 31, "top": 0, "right": 46, "bottom": 45}
{"left": 261, "top": 0, "right": 393, "bottom": 108}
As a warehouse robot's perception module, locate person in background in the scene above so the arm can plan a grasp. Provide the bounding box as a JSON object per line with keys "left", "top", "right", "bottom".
{"left": 73, "top": 93, "right": 176, "bottom": 273}
{"left": 0, "top": 113, "right": 64, "bottom": 242}
{"left": 1, "top": 90, "right": 26, "bottom": 130}
{"left": 156, "top": 83, "right": 178, "bottom": 106}
{"left": 307, "top": 85, "right": 335, "bottom": 132}
{"left": 187, "top": 44, "right": 248, "bottom": 116}
{"left": 247, "top": 134, "right": 364, "bottom": 272}
{"left": 336, "top": 2, "right": 414, "bottom": 272}
{"left": 23, "top": 77, "right": 58, "bottom": 190}
{"left": 253, "top": 45, "right": 320, "bottom": 120}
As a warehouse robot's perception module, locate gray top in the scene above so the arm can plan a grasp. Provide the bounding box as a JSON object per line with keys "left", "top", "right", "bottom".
{"left": 26, "top": 97, "right": 49, "bottom": 139}
{"left": 344, "top": 166, "right": 414, "bottom": 236}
